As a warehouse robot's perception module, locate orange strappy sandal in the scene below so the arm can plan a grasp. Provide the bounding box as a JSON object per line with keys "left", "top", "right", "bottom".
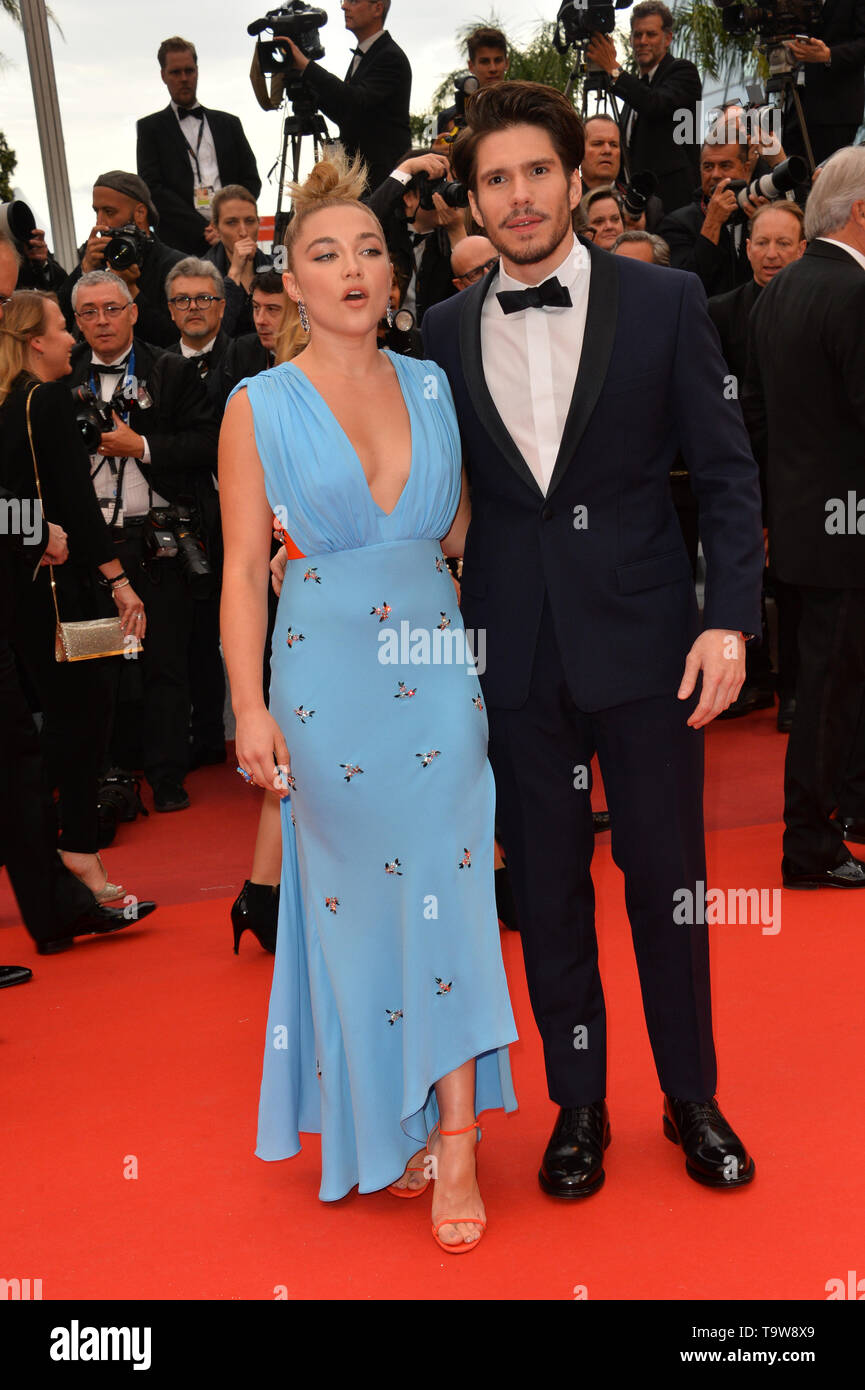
{"left": 386, "top": 1148, "right": 431, "bottom": 1199}
{"left": 429, "top": 1120, "right": 485, "bottom": 1254}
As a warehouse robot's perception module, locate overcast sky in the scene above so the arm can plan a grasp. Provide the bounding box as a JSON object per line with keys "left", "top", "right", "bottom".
{"left": 0, "top": 1, "right": 617, "bottom": 255}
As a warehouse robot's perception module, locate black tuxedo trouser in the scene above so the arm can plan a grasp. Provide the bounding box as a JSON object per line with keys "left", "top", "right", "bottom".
{"left": 109, "top": 527, "right": 194, "bottom": 788}
{"left": 486, "top": 597, "right": 717, "bottom": 1105}
{"left": 0, "top": 641, "right": 96, "bottom": 942}
{"left": 782, "top": 586, "right": 865, "bottom": 871}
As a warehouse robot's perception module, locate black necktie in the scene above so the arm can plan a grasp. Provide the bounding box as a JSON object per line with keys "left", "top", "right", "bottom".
{"left": 496, "top": 278, "right": 572, "bottom": 315}
{"left": 178, "top": 106, "right": 204, "bottom": 121}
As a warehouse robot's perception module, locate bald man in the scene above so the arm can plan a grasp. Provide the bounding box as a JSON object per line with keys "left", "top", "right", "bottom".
{"left": 451, "top": 235, "right": 498, "bottom": 290}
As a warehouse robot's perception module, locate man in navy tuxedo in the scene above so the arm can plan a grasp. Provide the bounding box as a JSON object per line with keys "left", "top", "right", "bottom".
{"left": 422, "top": 82, "right": 764, "bottom": 1198}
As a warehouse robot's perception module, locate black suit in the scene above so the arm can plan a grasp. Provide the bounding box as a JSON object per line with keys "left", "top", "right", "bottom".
{"left": 659, "top": 196, "right": 753, "bottom": 297}
{"left": 707, "top": 277, "right": 762, "bottom": 389}
{"left": 67, "top": 339, "right": 219, "bottom": 789}
{"left": 423, "top": 244, "right": 763, "bottom": 1104}
{"left": 137, "top": 104, "right": 261, "bottom": 256}
{"left": 743, "top": 240, "right": 865, "bottom": 869}
{"left": 614, "top": 53, "right": 702, "bottom": 215}
{"left": 301, "top": 31, "right": 411, "bottom": 194}
{"left": 781, "top": 0, "right": 865, "bottom": 163}
{"left": 367, "top": 176, "right": 457, "bottom": 324}
{"left": 166, "top": 329, "right": 231, "bottom": 412}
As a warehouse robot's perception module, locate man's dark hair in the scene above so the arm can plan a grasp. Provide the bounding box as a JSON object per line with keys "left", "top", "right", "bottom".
{"left": 253, "top": 268, "right": 285, "bottom": 297}
{"left": 630, "top": 2, "right": 674, "bottom": 32}
{"left": 212, "top": 185, "right": 259, "bottom": 224}
{"left": 451, "top": 81, "right": 585, "bottom": 193}
{"left": 467, "top": 26, "right": 508, "bottom": 61}
{"left": 158, "top": 36, "right": 197, "bottom": 68}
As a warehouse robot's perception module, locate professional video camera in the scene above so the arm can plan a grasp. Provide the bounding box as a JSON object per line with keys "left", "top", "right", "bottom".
{"left": 248, "top": 2, "right": 327, "bottom": 81}
{"left": 145, "top": 503, "right": 213, "bottom": 598}
{"left": 721, "top": 154, "right": 808, "bottom": 222}
{"left": 720, "top": 0, "right": 822, "bottom": 41}
{"left": 71, "top": 386, "right": 117, "bottom": 452}
{"left": 97, "top": 223, "right": 149, "bottom": 273}
{"left": 554, "top": 0, "right": 631, "bottom": 50}
{"left": 413, "top": 171, "right": 469, "bottom": 211}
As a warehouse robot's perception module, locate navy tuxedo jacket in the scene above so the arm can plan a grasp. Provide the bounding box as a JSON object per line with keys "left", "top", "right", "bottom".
{"left": 422, "top": 241, "right": 764, "bottom": 711}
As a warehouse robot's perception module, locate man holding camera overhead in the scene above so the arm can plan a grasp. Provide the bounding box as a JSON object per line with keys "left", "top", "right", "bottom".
{"left": 66, "top": 270, "right": 218, "bottom": 813}
{"left": 58, "top": 172, "right": 184, "bottom": 348}
{"left": 277, "top": 0, "right": 411, "bottom": 195}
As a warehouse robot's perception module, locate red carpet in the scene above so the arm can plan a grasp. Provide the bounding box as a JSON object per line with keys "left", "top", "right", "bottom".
{"left": 2, "top": 704, "right": 863, "bottom": 1300}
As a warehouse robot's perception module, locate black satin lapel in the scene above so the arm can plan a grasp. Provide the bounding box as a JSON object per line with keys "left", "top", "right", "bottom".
{"left": 546, "top": 242, "right": 619, "bottom": 499}
{"left": 458, "top": 271, "right": 544, "bottom": 498}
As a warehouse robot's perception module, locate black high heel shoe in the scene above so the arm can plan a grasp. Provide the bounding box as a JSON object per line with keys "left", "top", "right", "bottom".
{"left": 231, "top": 881, "right": 279, "bottom": 954}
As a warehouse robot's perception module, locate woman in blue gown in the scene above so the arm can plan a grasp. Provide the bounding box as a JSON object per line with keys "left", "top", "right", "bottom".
{"left": 220, "top": 155, "right": 517, "bottom": 1252}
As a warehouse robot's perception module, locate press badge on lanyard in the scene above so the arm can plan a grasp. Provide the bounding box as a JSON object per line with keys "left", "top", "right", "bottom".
{"left": 185, "top": 115, "right": 214, "bottom": 217}
{"left": 90, "top": 347, "right": 137, "bottom": 530}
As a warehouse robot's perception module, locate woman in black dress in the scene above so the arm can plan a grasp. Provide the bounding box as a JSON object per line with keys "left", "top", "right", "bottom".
{"left": 0, "top": 290, "right": 147, "bottom": 901}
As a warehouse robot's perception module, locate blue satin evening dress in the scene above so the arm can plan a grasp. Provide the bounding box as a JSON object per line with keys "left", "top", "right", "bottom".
{"left": 237, "top": 350, "right": 517, "bottom": 1201}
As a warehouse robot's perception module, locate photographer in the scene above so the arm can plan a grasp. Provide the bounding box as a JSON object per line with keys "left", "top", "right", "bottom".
{"left": 437, "top": 26, "right": 509, "bottom": 137}
{"left": 203, "top": 186, "right": 273, "bottom": 338}
{"left": 587, "top": 1, "right": 702, "bottom": 215}
{"left": 278, "top": 0, "right": 411, "bottom": 195}
{"left": 658, "top": 135, "right": 770, "bottom": 296}
{"left": 714, "top": 0, "right": 865, "bottom": 167}
{"left": 68, "top": 270, "right": 219, "bottom": 813}
{"left": 137, "top": 36, "right": 262, "bottom": 256}
{"left": 743, "top": 146, "right": 865, "bottom": 887}
{"left": 58, "top": 172, "right": 184, "bottom": 348}
{"left": 579, "top": 115, "right": 665, "bottom": 231}
{"left": 367, "top": 151, "right": 465, "bottom": 324}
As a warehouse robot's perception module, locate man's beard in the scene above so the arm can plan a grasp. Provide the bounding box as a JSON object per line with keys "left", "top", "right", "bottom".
{"left": 487, "top": 205, "right": 573, "bottom": 267}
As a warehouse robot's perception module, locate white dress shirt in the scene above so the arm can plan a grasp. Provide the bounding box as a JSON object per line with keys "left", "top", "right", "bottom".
{"left": 179, "top": 334, "right": 219, "bottom": 357}
{"left": 480, "top": 234, "right": 591, "bottom": 495}
{"left": 818, "top": 237, "right": 865, "bottom": 273}
{"left": 171, "top": 99, "right": 221, "bottom": 200}
{"left": 349, "top": 27, "right": 385, "bottom": 76}
{"left": 90, "top": 352, "right": 168, "bottom": 518}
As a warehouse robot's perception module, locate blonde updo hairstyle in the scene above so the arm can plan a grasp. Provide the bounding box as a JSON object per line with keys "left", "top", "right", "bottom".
{"left": 281, "top": 152, "right": 390, "bottom": 326}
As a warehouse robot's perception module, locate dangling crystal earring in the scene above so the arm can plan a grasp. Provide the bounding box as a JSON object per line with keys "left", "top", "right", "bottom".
{"left": 386, "top": 304, "right": 394, "bottom": 328}
{"left": 297, "top": 299, "right": 309, "bottom": 333}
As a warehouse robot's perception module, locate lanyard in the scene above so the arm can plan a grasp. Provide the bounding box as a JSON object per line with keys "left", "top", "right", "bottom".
{"left": 89, "top": 347, "right": 139, "bottom": 527}
{"left": 180, "top": 113, "right": 206, "bottom": 184}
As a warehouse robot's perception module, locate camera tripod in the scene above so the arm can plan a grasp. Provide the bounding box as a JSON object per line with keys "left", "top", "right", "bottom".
{"left": 269, "top": 95, "right": 332, "bottom": 246}
{"left": 562, "top": 41, "right": 630, "bottom": 181}
{"left": 761, "top": 40, "right": 817, "bottom": 173}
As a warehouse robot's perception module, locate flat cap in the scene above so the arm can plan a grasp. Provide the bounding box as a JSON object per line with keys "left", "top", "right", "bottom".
{"left": 93, "top": 170, "right": 159, "bottom": 228}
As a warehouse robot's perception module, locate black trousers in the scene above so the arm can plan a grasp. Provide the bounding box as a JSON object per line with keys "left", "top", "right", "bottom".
{"left": 109, "top": 525, "right": 195, "bottom": 788}
{"left": 0, "top": 640, "right": 96, "bottom": 942}
{"left": 189, "top": 504, "right": 225, "bottom": 753}
{"left": 783, "top": 586, "right": 865, "bottom": 872}
{"left": 486, "top": 599, "right": 716, "bottom": 1106}
{"left": 11, "top": 578, "right": 114, "bottom": 854}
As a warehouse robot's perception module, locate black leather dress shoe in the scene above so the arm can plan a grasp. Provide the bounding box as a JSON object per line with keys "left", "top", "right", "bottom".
{"left": 663, "top": 1096, "right": 754, "bottom": 1187}
{"left": 777, "top": 696, "right": 796, "bottom": 733}
{"left": 153, "top": 781, "right": 190, "bottom": 812}
{"left": 716, "top": 683, "right": 775, "bottom": 720}
{"left": 782, "top": 855, "right": 865, "bottom": 889}
{"left": 538, "top": 1101, "right": 610, "bottom": 1198}
{"left": 831, "top": 815, "right": 865, "bottom": 846}
{"left": 0, "top": 965, "right": 33, "bottom": 988}
{"left": 36, "top": 901, "right": 157, "bottom": 955}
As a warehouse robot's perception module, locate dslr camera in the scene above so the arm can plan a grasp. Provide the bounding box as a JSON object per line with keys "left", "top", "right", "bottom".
{"left": 412, "top": 171, "right": 469, "bottom": 211}
{"left": 97, "top": 223, "right": 148, "bottom": 273}
{"left": 145, "top": 503, "right": 213, "bottom": 598}
{"left": 248, "top": 2, "right": 327, "bottom": 80}
{"left": 71, "top": 385, "right": 117, "bottom": 452}
{"left": 719, "top": 155, "right": 808, "bottom": 222}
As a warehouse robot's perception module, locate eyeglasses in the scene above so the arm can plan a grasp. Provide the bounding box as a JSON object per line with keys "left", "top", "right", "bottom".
{"left": 455, "top": 257, "right": 499, "bottom": 285}
{"left": 75, "top": 304, "right": 131, "bottom": 321}
{"left": 167, "top": 294, "right": 224, "bottom": 309}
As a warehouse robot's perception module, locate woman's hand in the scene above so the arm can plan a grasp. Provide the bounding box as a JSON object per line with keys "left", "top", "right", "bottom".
{"left": 112, "top": 582, "right": 147, "bottom": 639}
{"left": 235, "top": 708, "right": 292, "bottom": 796}
{"left": 40, "top": 521, "right": 68, "bottom": 565}
{"left": 270, "top": 544, "right": 288, "bottom": 597}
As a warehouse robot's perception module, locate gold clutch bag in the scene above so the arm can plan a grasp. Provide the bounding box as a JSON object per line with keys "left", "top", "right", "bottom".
{"left": 26, "top": 386, "right": 143, "bottom": 664}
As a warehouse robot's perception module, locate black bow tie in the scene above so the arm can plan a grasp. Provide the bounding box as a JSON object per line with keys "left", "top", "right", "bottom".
{"left": 178, "top": 105, "right": 204, "bottom": 121}
{"left": 93, "top": 357, "right": 131, "bottom": 375}
{"left": 496, "top": 277, "right": 572, "bottom": 315}
{"left": 410, "top": 230, "right": 432, "bottom": 247}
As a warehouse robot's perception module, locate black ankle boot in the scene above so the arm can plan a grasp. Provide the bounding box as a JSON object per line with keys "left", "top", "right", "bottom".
{"left": 231, "top": 881, "right": 279, "bottom": 954}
